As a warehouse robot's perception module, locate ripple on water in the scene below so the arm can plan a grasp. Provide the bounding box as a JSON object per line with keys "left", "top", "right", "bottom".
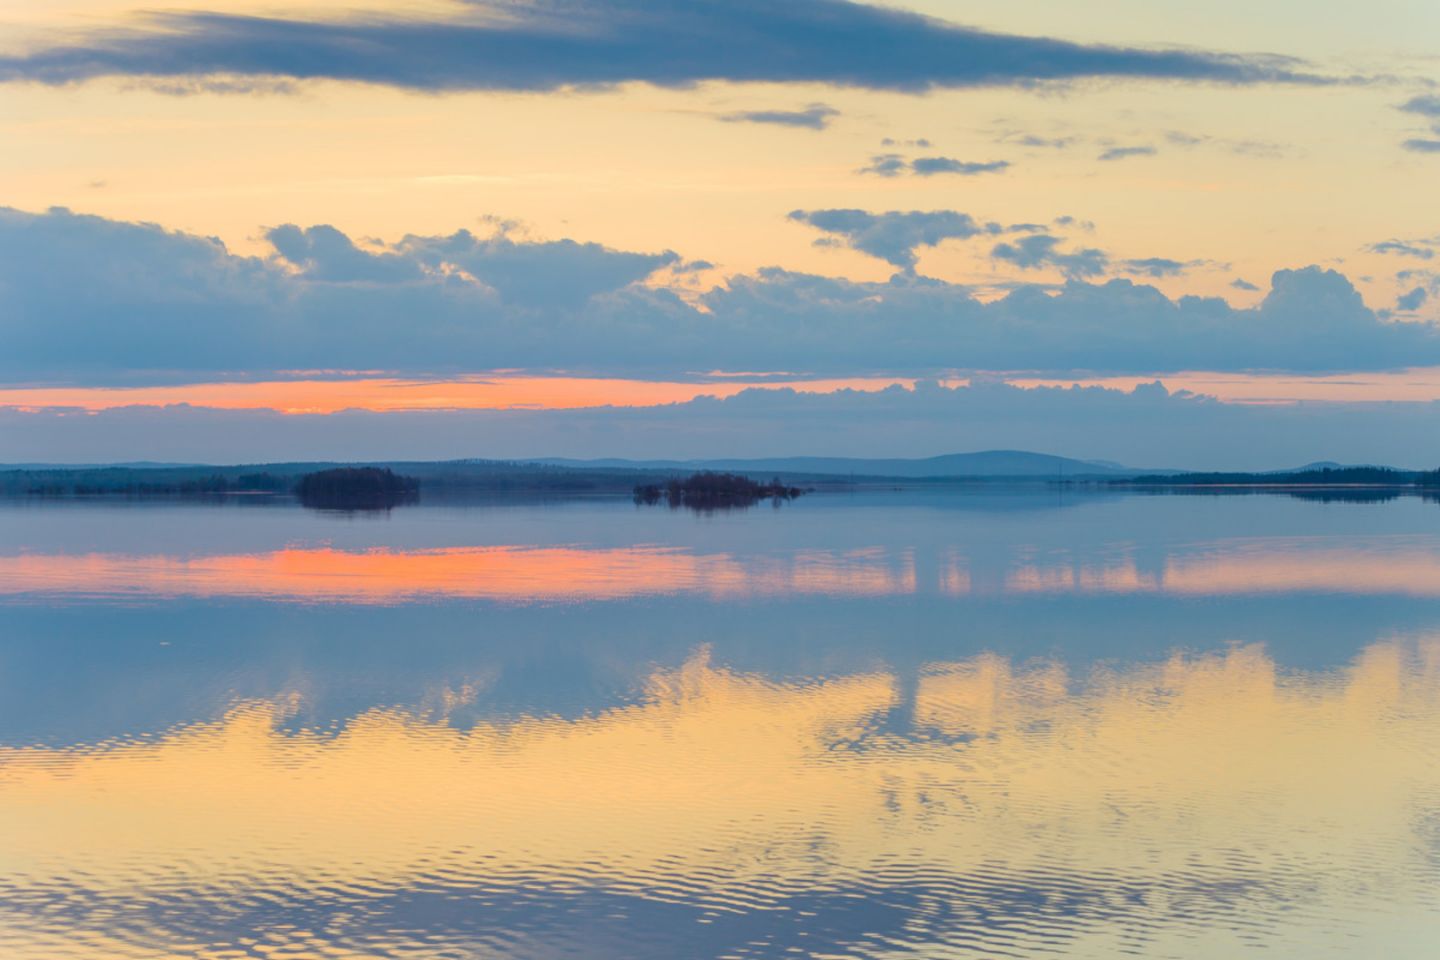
{"left": 1, "top": 642, "right": 1438, "bottom": 958}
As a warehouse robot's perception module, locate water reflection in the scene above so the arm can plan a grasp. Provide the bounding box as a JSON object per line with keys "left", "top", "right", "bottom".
{"left": 6, "top": 535, "right": 1440, "bottom": 602}
{"left": 0, "top": 641, "right": 1435, "bottom": 959}
{"left": 3, "top": 492, "right": 1439, "bottom": 957}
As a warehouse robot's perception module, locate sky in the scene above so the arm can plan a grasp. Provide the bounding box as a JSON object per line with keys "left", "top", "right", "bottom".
{"left": 1, "top": 0, "right": 1439, "bottom": 467}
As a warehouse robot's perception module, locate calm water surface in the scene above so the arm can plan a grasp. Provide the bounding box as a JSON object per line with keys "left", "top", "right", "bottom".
{"left": 1, "top": 489, "right": 1438, "bottom": 958}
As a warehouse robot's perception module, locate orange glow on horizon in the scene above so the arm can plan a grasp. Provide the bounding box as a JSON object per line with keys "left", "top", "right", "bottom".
{"left": 1007, "top": 367, "right": 1440, "bottom": 404}
{"left": 8, "top": 367, "right": 1440, "bottom": 416}
{"left": 0, "top": 375, "right": 918, "bottom": 415}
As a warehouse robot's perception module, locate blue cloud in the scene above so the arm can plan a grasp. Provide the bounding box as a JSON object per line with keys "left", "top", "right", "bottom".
{"left": 3, "top": 207, "right": 1436, "bottom": 386}
{"left": 1398, "top": 95, "right": 1440, "bottom": 118}
{"left": 1367, "top": 239, "right": 1436, "bottom": 260}
{"left": 720, "top": 103, "right": 838, "bottom": 130}
{"left": 991, "top": 234, "right": 1109, "bottom": 278}
{"left": 858, "top": 155, "right": 1009, "bottom": 177}
{"left": 910, "top": 157, "right": 1010, "bottom": 176}
{"left": 858, "top": 154, "right": 911, "bottom": 177}
{"left": 1394, "top": 95, "right": 1440, "bottom": 154}
{"left": 1120, "top": 257, "right": 1194, "bottom": 278}
{"left": 394, "top": 228, "right": 679, "bottom": 309}
{"left": 787, "top": 209, "right": 997, "bottom": 269}
{"left": 1396, "top": 287, "right": 1429, "bottom": 311}
{"left": 0, "top": 0, "right": 1336, "bottom": 93}
{"left": 1006, "top": 134, "right": 1075, "bottom": 149}
{"left": 266, "top": 224, "right": 423, "bottom": 283}
{"left": 1231, "top": 278, "right": 1261, "bottom": 291}
{"left": 1097, "top": 146, "right": 1158, "bottom": 161}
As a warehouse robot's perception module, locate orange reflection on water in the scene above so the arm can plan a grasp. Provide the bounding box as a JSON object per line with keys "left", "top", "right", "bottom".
{"left": 0, "top": 545, "right": 916, "bottom": 603}
{"left": 1004, "top": 538, "right": 1440, "bottom": 597}
{"left": 0, "top": 642, "right": 1436, "bottom": 958}
{"left": 5, "top": 536, "right": 1440, "bottom": 603}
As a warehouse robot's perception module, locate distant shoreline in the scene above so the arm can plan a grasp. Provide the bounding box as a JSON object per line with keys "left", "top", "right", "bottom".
{"left": 2, "top": 460, "right": 1437, "bottom": 500}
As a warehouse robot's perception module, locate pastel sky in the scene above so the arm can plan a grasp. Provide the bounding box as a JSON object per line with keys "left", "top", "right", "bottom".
{"left": 2, "top": 0, "right": 1439, "bottom": 465}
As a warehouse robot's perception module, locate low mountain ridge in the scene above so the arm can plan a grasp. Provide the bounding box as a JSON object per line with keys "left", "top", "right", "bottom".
{"left": 530, "top": 450, "right": 1172, "bottom": 479}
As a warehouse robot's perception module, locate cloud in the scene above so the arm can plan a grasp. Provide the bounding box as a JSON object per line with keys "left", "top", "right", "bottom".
{"left": 990, "top": 234, "right": 1109, "bottom": 278}
{"left": 910, "top": 157, "right": 1010, "bottom": 176}
{"left": 858, "top": 155, "right": 1009, "bottom": 177}
{"left": 1231, "top": 278, "right": 1261, "bottom": 291}
{"left": 1398, "top": 95, "right": 1440, "bottom": 118}
{"left": 1395, "top": 95, "right": 1440, "bottom": 154}
{"left": 1120, "top": 257, "right": 1198, "bottom": 278}
{"left": 0, "top": 0, "right": 1336, "bottom": 93}
{"left": 1163, "top": 130, "right": 1285, "bottom": 158}
{"left": 1367, "top": 239, "right": 1436, "bottom": 260}
{"left": 393, "top": 228, "right": 679, "bottom": 309}
{"left": 1005, "top": 134, "right": 1075, "bottom": 149}
{"left": 787, "top": 208, "right": 996, "bottom": 269}
{"left": 9, "top": 380, "right": 1440, "bottom": 470}
{"left": 1396, "top": 287, "right": 1429, "bottom": 312}
{"left": 267, "top": 224, "right": 424, "bottom": 283}
{"left": 1097, "top": 146, "right": 1158, "bottom": 161}
{"left": 857, "top": 154, "right": 910, "bottom": 177}
{"left": 3, "top": 207, "right": 1437, "bottom": 386}
{"left": 720, "top": 103, "right": 838, "bottom": 130}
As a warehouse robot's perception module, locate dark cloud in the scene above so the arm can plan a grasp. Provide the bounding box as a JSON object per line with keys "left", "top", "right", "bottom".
{"left": 991, "top": 234, "right": 1109, "bottom": 278}
{"left": 1231, "top": 278, "right": 1261, "bottom": 291}
{"left": 1401, "top": 138, "right": 1440, "bottom": 154}
{"left": 858, "top": 155, "right": 1009, "bottom": 177}
{"left": 0, "top": 0, "right": 1335, "bottom": 93}
{"left": 787, "top": 208, "right": 997, "bottom": 269}
{"left": 881, "top": 138, "right": 933, "bottom": 148}
{"left": 719, "top": 103, "right": 838, "bottom": 130}
{"left": 3, "top": 207, "right": 1436, "bottom": 387}
{"left": 1097, "top": 145, "right": 1158, "bottom": 161}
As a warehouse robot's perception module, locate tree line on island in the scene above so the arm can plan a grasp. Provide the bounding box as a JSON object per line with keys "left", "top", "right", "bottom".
{"left": 0, "top": 463, "right": 808, "bottom": 511}
{"left": 1123, "top": 466, "right": 1440, "bottom": 487}
{"left": 634, "top": 472, "right": 806, "bottom": 509}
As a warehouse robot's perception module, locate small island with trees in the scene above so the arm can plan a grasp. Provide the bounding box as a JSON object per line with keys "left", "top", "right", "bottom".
{"left": 634, "top": 472, "right": 806, "bottom": 510}
{"left": 295, "top": 467, "right": 419, "bottom": 510}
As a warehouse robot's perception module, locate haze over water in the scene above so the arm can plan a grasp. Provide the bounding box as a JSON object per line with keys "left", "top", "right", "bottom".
{"left": 2, "top": 489, "right": 1437, "bottom": 959}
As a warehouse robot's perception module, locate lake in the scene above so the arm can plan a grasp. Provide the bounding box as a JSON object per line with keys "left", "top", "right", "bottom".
{"left": 1, "top": 488, "right": 1437, "bottom": 958}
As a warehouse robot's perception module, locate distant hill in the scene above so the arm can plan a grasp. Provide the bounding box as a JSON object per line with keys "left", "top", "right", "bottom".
{"left": 530, "top": 450, "right": 1171, "bottom": 479}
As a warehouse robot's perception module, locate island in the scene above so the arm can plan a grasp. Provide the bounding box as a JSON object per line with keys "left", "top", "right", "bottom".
{"left": 295, "top": 467, "right": 420, "bottom": 510}
{"left": 633, "top": 472, "right": 806, "bottom": 510}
